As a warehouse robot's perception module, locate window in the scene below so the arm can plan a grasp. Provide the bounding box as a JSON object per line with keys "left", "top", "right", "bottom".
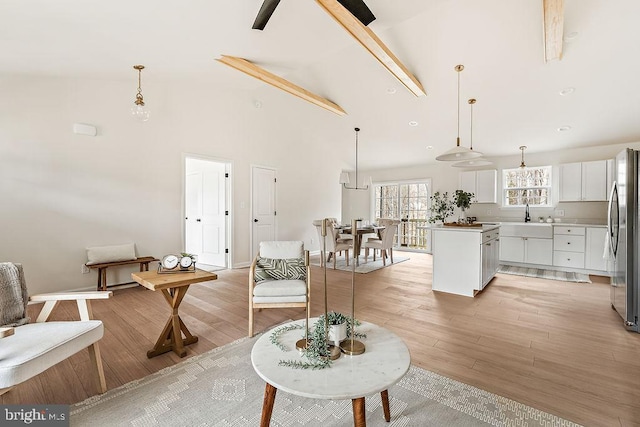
{"left": 503, "top": 166, "right": 552, "bottom": 207}
{"left": 373, "top": 181, "right": 431, "bottom": 250}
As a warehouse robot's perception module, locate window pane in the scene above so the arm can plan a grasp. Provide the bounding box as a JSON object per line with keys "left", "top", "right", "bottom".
{"left": 503, "top": 166, "right": 552, "bottom": 207}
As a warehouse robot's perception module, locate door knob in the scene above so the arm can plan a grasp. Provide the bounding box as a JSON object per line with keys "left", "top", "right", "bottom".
{"left": 254, "top": 219, "right": 259, "bottom": 222}
{"left": 196, "top": 219, "right": 201, "bottom": 222}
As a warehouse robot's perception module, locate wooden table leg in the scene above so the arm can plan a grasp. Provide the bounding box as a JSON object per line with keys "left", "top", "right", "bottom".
{"left": 260, "top": 383, "right": 277, "bottom": 427}
{"left": 147, "top": 285, "right": 198, "bottom": 358}
{"left": 100, "top": 268, "right": 107, "bottom": 291}
{"left": 381, "top": 389, "right": 391, "bottom": 422}
{"left": 352, "top": 397, "right": 366, "bottom": 426}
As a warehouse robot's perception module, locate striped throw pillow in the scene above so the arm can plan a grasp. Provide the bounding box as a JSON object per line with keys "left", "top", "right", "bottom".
{"left": 254, "top": 257, "right": 306, "bottom": 282}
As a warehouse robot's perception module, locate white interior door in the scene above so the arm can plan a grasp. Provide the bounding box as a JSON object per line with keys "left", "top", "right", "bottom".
{"left": 185, "top": 172, "right": 203, "bottom": 258}
{"left": 252, "top": 166, "right": 276, "bottom": 257}
{"left": 185, "top": 158, "right": 228, "bottom": 267}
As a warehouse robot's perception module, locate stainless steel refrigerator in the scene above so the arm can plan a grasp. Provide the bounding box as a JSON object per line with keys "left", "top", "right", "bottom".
{"left": 609, "top": 148, "right": 639, "bottom": 331}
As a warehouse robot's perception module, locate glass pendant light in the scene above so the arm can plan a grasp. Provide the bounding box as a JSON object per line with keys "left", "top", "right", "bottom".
{"left": 131, "top": 65, "right": 150, "bottom": 122}
{"left": 519, "top": 146, "right": 527, "bottom": 168}
{"left": 436, "top": 65, "right": 482, "bottom": 161}
{"left": 453, "top": 99, "right": 492, "bottom": 167}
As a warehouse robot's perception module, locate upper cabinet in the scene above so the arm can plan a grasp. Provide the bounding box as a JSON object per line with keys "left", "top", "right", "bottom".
{"left": 459, "top": 170, "right": 497, "bottom": 204}
{"left": 558, "top": 160, "right": 608, "bottom": 202}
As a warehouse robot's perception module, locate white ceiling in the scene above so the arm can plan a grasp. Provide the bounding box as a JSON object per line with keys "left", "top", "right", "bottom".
{"left": 2, "top": 0, "right": 639, "bottom": 169}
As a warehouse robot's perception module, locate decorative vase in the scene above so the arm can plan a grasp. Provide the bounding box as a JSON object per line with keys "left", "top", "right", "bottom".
{"left": 458, "top": 208, "right": 466, "bottom": 224}
{"left": 328, "top": 322, "right": 347, "bottom": 345}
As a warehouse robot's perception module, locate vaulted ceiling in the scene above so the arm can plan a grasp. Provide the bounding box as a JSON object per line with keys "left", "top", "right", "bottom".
{"left": 2, "top": 0, "right": 639, "bottom": 169}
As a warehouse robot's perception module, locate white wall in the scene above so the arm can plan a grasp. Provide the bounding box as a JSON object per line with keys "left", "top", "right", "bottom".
{"left": 344, "top": 141, "right": 640, "bottom": 224}
{"left": 0, "top": 74, "right": 344, "bottom": 293}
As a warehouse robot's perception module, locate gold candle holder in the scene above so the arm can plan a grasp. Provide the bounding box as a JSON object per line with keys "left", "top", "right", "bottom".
{"left": 341, "top": 219, "right": 365, "bottom": 356}
{"left": 295, "top": 250, "right": 312, "bottom": 351}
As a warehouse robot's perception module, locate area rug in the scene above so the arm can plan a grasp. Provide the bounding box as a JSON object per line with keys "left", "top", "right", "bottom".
{"left": 71, "top": 335, "right": 579, "bottom": 427}
{"left": 497, "top": 265, "right": 592, "bottom": 283}
{"left": 309, "top": 254, "right": 409, "bottom": 274}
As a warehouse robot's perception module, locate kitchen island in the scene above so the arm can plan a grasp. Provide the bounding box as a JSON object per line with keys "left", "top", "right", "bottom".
{"left": 432, "top": 224, "right": 500, "bottom": 297}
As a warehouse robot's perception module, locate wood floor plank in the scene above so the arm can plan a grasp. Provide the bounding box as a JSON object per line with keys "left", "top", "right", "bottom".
{"left": 3, "top": 252, "right": 639, "bottom": 426}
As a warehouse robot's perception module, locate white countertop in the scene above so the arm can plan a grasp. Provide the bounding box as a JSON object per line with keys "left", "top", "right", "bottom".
{"left": 251, "top": 318, "right": 410, "bottom": 400}
{"left": 432, "top": 224, "right": 500, "bottom": 233}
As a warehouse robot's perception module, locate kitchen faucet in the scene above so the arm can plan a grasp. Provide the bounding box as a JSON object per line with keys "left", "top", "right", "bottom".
{"left": 524, "top": 203, "right": 531, "bottom": 222}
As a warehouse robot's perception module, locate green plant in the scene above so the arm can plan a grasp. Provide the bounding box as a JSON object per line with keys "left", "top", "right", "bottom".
{"left": 428, "top": 191, "right": 455, "bottom": 223}
{"left": 453, "top": 190, "right": 474, "bottom": 210}
{"left": 270, "top": 313, "right": 366, "bottom": 370}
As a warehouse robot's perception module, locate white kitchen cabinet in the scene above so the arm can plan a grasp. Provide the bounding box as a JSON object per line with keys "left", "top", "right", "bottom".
{"left": 459, "top": 171, "right": 476, "bottom": 197}
{"left": 553, "top": 226, "right": 585, "bottom": 269}
{"left": 525, "top": 238, "right": 554, "bottom": 265}
{"left": 481, "top": 232, "right": 500, "bottom": 288}
{"left": 559, "top": 162, "right": 582, "bottom": 201}
{"left": 458, "top": 170, "right": 497, "bottom": 203}
{"left": 559, "top": 160, "right": 608, "bottom": 202}
{"left": 432, "top": 226, "right": 500, "bottom": 297}
{"left": 500, "top": 236, "right": 525, "bottom": 263}
{"left": 499, "top": 224, "right": 553, "bottom": 265}
{"left": 585, "top": 227, "right": 610, "bottom": 272}
{"left": 607, "top": 158, "right": 615, "bottom": 201}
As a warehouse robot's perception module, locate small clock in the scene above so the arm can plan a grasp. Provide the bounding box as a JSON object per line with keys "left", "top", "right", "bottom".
{"left": 161, "top": 254, "right": 179, "bottom": 270}
{"left": 180, "top": 256, "right": 193, "bottom": 269}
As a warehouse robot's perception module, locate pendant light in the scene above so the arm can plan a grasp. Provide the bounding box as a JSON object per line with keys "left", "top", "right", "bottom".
{"left": 519, "top": 146, "right": 527, "bottom": 168}
{"left": 452, "top": 99, "right": 492, "bottom": 168}
{"left": 341, "top": 127, "right": 369, "bottom": 190}
{"left": 131, "top": 65, "right": 150, "bottom": 122}
{"left": 436, "top": 65, "right": 482, "bottom": 161}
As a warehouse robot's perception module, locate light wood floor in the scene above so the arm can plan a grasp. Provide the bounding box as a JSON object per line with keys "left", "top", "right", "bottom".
{"left": 4, "top": 253, "right": 640, "bottom": 426}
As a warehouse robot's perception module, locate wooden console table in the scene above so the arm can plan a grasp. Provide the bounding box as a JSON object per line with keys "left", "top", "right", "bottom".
{"left": 88, "top": 256, "right": 159, "bottom": 291}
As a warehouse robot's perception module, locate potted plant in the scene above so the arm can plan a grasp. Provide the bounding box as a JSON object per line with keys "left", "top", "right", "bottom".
{"left": 428, "top": 191, "right": 455, "bottom": 224}
{"left": 325, "top": 311, "right": 348, "bottom": 345}
{"left": 453, "top": 190, "right": 474, "bottom": 223}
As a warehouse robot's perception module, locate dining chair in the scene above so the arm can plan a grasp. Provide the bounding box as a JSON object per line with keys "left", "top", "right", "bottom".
{"left": 363, "top": 223, "right": 399, "bottom": 265}
{"left": 248, "top": 241, "right": 310, "bottom": 337}
{"left": 313, "top": 220, "right": 353, "bottom": 269}
{"left": 0, "top": 262, "right": 112, "bottom": 396}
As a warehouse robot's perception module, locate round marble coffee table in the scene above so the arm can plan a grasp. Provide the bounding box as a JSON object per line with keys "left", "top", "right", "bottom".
{"left": 251, "top": 319, "right": 410, "bottom": 426}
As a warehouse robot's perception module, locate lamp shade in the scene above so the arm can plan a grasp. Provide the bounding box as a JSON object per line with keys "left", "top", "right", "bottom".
{"left": 451, "top": 157, "right": 493, "bottom": 168}
{"left": 339, "top": 172, "right": 350, "bottom": 185}
{"left": 435, "top": 145, "right": 483, "bottom": 161}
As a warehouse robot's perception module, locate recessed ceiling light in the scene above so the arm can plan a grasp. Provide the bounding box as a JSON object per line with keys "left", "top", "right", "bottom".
{"left": 409, "top": 121, "right": 418, "bottom": 127}
{"left": 386, "top": 87, "right": 397, "bottom": 94}
{"left": 559, "top": 87, "right": 575, "bottom": 96}
{"left": 557, "top": 125, "right": 572, "bottom": 132}
{"left": 426, "top": 145, "right": 433, "bottom": 150}
{"left": 564, "top": 31, "right": 579, "bottom": 42}
{"left": 253, "top": 100, "right": 263, "bottom": 109}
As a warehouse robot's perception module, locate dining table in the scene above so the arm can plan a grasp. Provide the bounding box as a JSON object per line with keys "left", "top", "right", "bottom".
{"left": 339, "top": 224, "right": 385, "bottom": 266}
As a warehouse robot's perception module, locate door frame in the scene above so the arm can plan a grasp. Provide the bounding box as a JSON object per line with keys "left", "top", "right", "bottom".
{"left": 250, "top": 164, "right": 277, "bottom": 258}
{"left": 182, "top": 153, "right": 233, "bottom": 269}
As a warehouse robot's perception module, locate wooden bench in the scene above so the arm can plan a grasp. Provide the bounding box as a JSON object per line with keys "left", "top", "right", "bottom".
{"left": 87, "top": 257, "right": 159, "bottom": 291}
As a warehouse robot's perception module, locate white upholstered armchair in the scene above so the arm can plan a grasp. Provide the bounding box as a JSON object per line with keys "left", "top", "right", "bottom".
{"left": 248, "top": 241, "right": 310, "bottom": 337}
{"left": 0, "top": 262, "right": 112, "bottom": 396}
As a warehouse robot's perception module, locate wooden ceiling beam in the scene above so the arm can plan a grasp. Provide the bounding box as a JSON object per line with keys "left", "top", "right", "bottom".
{"left": 316, "top": 0, "right": 426, "bottom": 97}
{"left": 543, "top": 0, "right": 564, "bottom": 62}
{"left": 216, "top": 55, "right": 347, "bottom": 116}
